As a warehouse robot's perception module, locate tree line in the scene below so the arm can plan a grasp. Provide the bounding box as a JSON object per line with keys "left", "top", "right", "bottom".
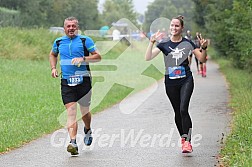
{"left": 0, "top": 0, "right": 195, "bottom": 30}
{"left": 193, "top": 0, "right": 252, "bottom": 71}
{"left": 0, "top": 0, "right": 251, "bottom": 70}
{"left": 0, "top": 0, "right": 101, "bottom": 29}
{"left": 0, "top": 0, "right": 139, "bottom": 30}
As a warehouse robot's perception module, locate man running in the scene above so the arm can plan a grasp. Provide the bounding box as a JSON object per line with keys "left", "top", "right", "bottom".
{"left": 49, "top": 16, "right": 101, "bottom": 155}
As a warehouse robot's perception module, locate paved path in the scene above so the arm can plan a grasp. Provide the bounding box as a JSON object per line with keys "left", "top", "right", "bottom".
{"left": 0, "top": 59, "right": 231, "bottom": 167}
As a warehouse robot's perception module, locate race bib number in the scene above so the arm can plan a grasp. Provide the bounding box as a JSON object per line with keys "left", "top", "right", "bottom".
{"left": 168, "top": 66, "right": 186, "bottom": 79}
{"left": 66, "top": 75, "right": 83, "bottom": 86}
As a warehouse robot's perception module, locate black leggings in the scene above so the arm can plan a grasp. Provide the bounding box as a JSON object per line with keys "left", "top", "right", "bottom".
{"left": 165, "top": 76, "right": 194, "bottom": 140}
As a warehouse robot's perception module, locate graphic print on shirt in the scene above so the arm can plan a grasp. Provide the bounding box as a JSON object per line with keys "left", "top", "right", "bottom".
{"left": 164, "top": 42, "right": 193, "bottom": 68}
{"left": 169, "top": 47, "right": 185, "bottom": 65}
{"left": 163, "top": 41, "right": 194, "bottom": 78}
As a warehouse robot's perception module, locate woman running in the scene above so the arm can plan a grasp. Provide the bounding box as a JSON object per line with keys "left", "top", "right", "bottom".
{"left": 145, "top": 15, "right": 208, "bottom": 153}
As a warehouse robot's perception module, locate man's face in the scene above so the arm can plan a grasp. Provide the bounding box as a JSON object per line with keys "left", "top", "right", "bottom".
{"left": 64, "top": 20, "right": 78, "bottom": 38}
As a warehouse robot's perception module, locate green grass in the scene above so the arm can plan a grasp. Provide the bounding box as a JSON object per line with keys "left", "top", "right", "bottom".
{"left": 0, "top": 58, "right": 64, "bottom": 152}
{"left": 212, "top": 56, "right": 252, "bottom": 166}
{"left": 0, "top": 27, "right": 59, "bottom": 60}
{"left": 0, "top": 28, "right": 164, "bottom": 152}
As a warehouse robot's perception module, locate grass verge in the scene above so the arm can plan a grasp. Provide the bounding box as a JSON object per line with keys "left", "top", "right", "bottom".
{"left": 211, "top": 50, "right": 252, "bottom": 166}
{"left": 0, "top": 58, "right": 63, "bottom": 152}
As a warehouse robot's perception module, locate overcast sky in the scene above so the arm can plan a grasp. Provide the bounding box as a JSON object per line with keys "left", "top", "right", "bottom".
{"left": 98, "top": 0, "right": 155, "bottom": 14}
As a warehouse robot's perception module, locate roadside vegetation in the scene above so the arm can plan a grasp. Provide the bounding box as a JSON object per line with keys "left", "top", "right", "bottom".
{"left": 195, "top": 1, "right": 252, "bottom": 165}
{"left": 209, "top": 49, "right": 252, "bottom": 167}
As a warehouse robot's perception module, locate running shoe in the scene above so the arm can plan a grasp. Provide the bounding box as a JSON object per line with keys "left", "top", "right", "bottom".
{"left": 84, "top": 127, "right": 93, "bottom": 146}
{"left": 182, "top": 141, "right": 193, "bottom": 153}
{"left": 67, "top": 142, "right": 79, "bottom": 155}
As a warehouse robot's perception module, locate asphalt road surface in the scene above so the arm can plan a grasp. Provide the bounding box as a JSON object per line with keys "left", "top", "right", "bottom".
{"left": 0, "top": 59, "right": 231, "bottom": 167}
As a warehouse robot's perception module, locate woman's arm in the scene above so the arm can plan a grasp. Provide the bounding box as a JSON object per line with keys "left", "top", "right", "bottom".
{"left": 145, "top": 31, "right": 163, "bottom": 61}
{"left": 193, "top": 48, "right": 207, "bottom": 63}
{"left": 193, "top": 33, "right": 208, "bottom": 63}
{"left": 145, "top": 42, "right": 161, "bottom": 61}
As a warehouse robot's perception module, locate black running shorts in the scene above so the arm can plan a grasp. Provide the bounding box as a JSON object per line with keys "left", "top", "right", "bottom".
{"left": 61, "top": 76, "right": 92, "bottom": 106}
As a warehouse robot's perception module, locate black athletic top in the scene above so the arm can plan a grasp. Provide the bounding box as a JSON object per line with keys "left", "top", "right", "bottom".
{"left": 157, "top": 37, "right": 197, "bottom": 86}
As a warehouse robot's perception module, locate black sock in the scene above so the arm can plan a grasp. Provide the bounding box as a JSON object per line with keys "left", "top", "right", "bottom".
{"left": 181, "top": 135, "right": 191, "bottom": 142}
{"left": 84, "top": 127, "right": 91, "bottom": 134}
{"left": 70, "top": 139, "right": 77, "bottom": 144}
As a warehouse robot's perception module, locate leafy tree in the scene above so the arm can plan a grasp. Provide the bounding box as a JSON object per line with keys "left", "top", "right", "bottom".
{"left": 226, "top": 0, "right": 252, "bottom": 70}
{"left": 101, "top": 0, "right": 137, "bottom": 27}
{"left": 0, "top": 0, "right": 101, "bottom": 29}
{"left": 0, "top": 7, "right": 20, "bottom": 26}
{"left": 54, "top": 0, "right": 100, "bottom": 30}
{"left": 202, "top": 0, "right": 233, "bottom": 56}
{"left": 143, "top": 0, "right": 195, "bottom": 33}
{"left": 194, "top": 0, "right": 252, "bottom": 71}
{"left": 0, "top": 0, "right": 23, "bottom": 10}
{"left": 18, "top": 0, "right": 51, "bottom": 27}
{"left": 191, "top": 0, "right": 209, "bottom": 29}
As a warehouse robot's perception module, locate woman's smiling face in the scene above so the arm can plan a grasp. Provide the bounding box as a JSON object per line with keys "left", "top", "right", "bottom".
{"left": 170, "top": 19, "right": 183, "bottom": 36}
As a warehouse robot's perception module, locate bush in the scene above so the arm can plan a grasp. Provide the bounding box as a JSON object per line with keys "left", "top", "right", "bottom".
{"left": 0, "top": 7, "right": 20, "bottom": 27}
{"left": 0, "top": 27, "right": 59, "bottom": 60}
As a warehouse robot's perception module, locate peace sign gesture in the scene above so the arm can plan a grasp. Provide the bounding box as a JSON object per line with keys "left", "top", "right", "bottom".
{"left": 197, "top": 33, "right": 208, "bottom": 49}
{"left": 150, "top": 30, "right": 164, "bottom": 44}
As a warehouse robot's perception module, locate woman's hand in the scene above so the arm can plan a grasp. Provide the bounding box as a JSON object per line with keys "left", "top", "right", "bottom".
{"left": 150, "top": 30, "right": 164, "bottom": 44}
{"left": 197, "top": 33, "right": 208, "bottom": 49}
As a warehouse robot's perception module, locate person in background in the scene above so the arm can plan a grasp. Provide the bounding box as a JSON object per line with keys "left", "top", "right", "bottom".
{"left": 185, "top": 30, "right": 194, "bottom": 67}
{"left": 49, "top": 16, "right": 101, "bottom": 155}
{"left": 185, "top": 30, "right": 192, "bottom": 40}
{"left": 112, "top": 28, "right": 121, "bottom": 41}
{"left": 193, "top": 32, "right": 200, "bottom": 74}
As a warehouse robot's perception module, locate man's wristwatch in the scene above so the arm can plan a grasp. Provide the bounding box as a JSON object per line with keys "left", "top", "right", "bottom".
{"left": 83, "top": 56, "right": 86, "bottom": 62}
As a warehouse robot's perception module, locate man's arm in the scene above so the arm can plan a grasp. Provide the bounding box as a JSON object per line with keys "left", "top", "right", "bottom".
{"left": 71, "top": 50, "right": 101, "bottom": 65}
{"left": 49, "top": 51, "right": 59, "bottom": 78}
{"left": 85, "top": 50, "right": 101, "bottom": 62}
